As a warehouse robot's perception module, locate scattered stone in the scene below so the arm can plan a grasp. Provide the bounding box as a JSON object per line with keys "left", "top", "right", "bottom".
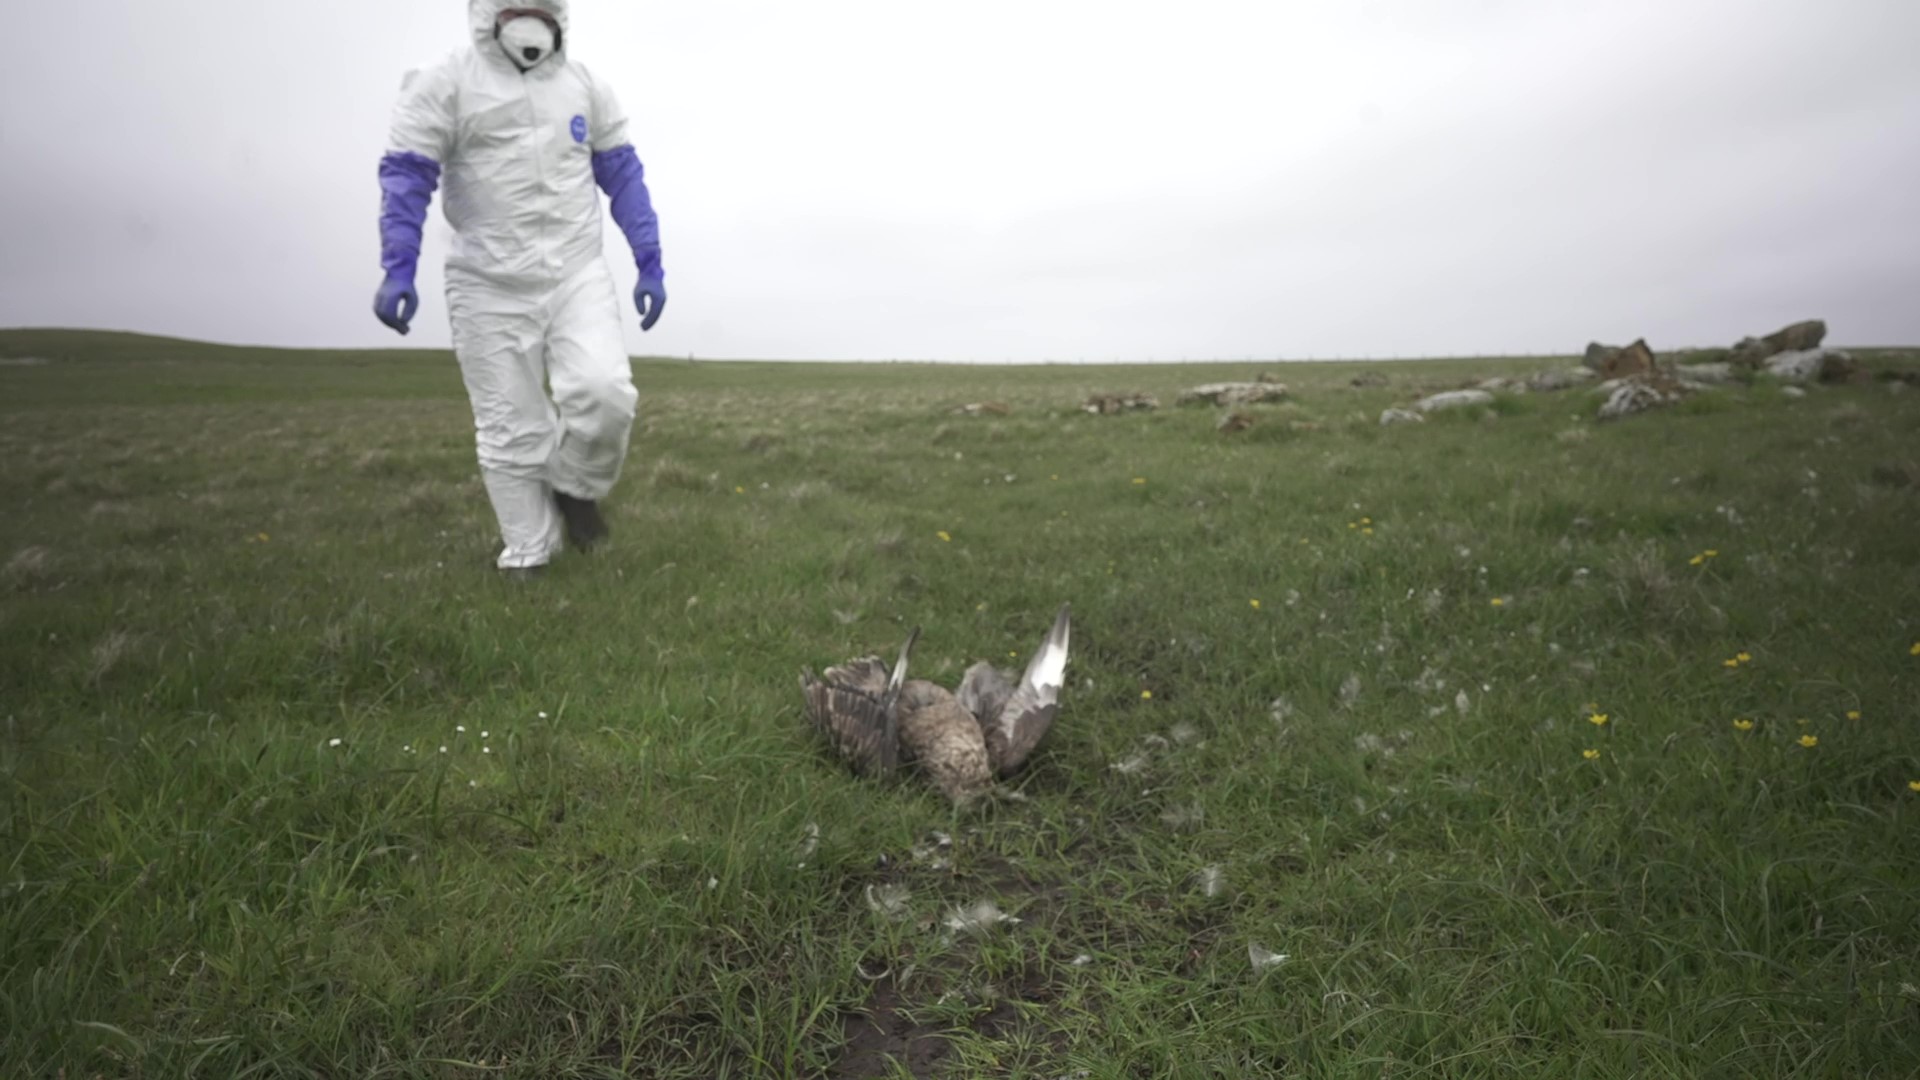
{"left": 1598, "top": 339, "right": 1657, "bottom": 379}
{"left": 1781, "top": 386, "right": 1807, "bottom": 399}
{"left": 1379, "top": 407, "right": 1425, "bottom": 426}
{"left": 1763, "top": 348, "right": 1854, "bottom": 384}
{"left": 1527, "top": 368, "right": 1595, "bottom": 392}
{"left": 1217, "top": 411, "right": 1255, "bottom": 434}
{"left": 1730, "top": 319, "right": 1827, "bottom": 368}
{"left": 1475, "top": 376, "right": 1524, "bottom": 393}
{"left": 1413, "top": 389, "right": 1495, "bottom": 413}
{"left": 1083, "top": 392, "right": 1159, "bottom": 415}
{"left": 1178, "top": 382, "right": 1291, "bottom": 407}
{"left": 1257, "top": 371, "right": 1286, "bottom": 385}
{"left": 950, "top": 401, "right": 1011, "bottom": 417}
{"left": 1597, "top": 376, "right": 1690, "bottom": 421}
{"left": 1350, "top": 372, "right": 1389, "bottom": 388}
{"left": 1676, "top": 362, "right": 1739, "bottom": 386}
{"left": 1582, "top": 342, "right": 1620, "bottom": 371}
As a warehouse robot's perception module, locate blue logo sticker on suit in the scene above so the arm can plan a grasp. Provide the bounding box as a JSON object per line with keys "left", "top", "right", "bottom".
{"left": 570, "top": 115, "right": 588, "bottom": 144}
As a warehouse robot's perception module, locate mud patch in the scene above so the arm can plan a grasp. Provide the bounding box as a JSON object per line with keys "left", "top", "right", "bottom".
{"left": 830, "top": 971, "right": 951, "bottom": 1079}
{"left": 825, "top": 836, "right": 1077, "bottom": 1077}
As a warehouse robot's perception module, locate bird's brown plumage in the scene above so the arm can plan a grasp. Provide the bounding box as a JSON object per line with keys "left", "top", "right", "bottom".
{"left": 802, "top": 605, "right": 1070, "bottom": 805}
{"left": 896, "top": 680, "right": 993, "bottom": 804}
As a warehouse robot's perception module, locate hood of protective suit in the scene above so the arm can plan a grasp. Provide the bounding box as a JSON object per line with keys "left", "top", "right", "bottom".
{"left": 469, "top": 0, "right": 571, "bottom": 66}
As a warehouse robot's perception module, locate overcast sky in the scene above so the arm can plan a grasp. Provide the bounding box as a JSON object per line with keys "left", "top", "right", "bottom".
{"left": 3, "top": 1, "right": 1917, "bottom": 362}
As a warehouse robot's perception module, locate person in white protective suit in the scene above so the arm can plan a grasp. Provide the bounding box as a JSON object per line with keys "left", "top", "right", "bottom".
{"left": 372, "top": 1, "right": 666, "bottom": 578}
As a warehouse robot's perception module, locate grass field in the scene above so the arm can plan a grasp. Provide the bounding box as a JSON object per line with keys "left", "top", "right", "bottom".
{"left": 3, "top": 328, "right": 1919, "bottom": 1078}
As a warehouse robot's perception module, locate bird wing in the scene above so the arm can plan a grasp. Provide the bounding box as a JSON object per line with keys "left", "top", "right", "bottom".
{"left": 802, "top": 661, "right": 898, "bottom": 776}
{"left": 956, "top": 661, "right": 1015, "bottom": 734}
{"left": 979, "top": 603, "right": 1071, "bottom": 776}
{"left": 799, "top": 627, "right": 920, "bottom": 778}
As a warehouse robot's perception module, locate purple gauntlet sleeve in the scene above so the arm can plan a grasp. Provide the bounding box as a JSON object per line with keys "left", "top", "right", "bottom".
{"left": 591, "top": 144, "right": 664, "bottom": 283}
{"left": 378, "top": 151, "right": 441, "bottom": 281}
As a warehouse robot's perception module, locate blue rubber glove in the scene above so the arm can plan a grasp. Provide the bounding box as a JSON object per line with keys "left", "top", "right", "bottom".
{"left": 375, "top": 150, "right": 441, "bottom": 336}
{"left": 592, "top": 145, "right": 667, "bottom": 332}
{"left": 374, "top": 275, "right": 419, "bottom": 335}
{"left": 635, "top": 278, "right": 666, "bottom": 332}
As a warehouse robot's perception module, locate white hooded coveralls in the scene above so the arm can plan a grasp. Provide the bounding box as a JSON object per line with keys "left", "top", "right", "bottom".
{"left": 383, "top": 0, "right": 658, "bottom": 568}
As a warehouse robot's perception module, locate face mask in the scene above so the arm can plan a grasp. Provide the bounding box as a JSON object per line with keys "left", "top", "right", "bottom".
{"left": 498, "top": 15, "right": 558, "bottom": 70}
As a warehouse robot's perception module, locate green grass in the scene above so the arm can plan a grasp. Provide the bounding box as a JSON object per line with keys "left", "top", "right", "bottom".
{"left": 3, "top": 329, "right": 1918, "bottom": 1078}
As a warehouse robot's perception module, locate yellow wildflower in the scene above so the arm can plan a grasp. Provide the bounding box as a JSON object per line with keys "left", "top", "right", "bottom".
{"left": 1736, "top": 652, "right": 1752, "bottom": 663}
{"left": 1141, "top": 690, "right": 1153, "bottom": 700}
{"left": 1705, "top": 549, "right": 1720, "bottom": 557}
{"left": 257, "top": 533, "right": 270, "bottom": 543}
{"left": 1490, "top": 598, "right": 1504, "bottom": 608}
{"left": 1911, "top": 642, "right": 1920, "bottom": 657}
{"left": 1362, "top": 527, "right": 1375, "bottom": 536}
{"left": 1133, "top": 477, "right": 1147, "bottom": 485}
{"left": 1588, "top": 713, "right": 1609, "bottom": 727}
{"left": 1348, "top": 522, "right": 1358, "bottom": 530}
{"left": 734, "top": 486, "right": 745, "bottom": 494}
{"left": 1583, "top": 749, "right": 1601, "bottom": 761}
{"left": 1689, "top": 555, "right": 1704, "bottom": 567}
{"left": 1732, "top": 718, "right": 1754, "bottom": 732}
{"left": 1846, "top": 710, "right": 1861, "bottom": 721}
{"left": 1909, "top": 781, "right": 1920, "bottom": 792}
{"left": 1249, "top": 599, "right": 1261, "bottom": 610}
{"left": 1798, "top": 734, "right": 1818, "bottom": 748}
{"left": 937, "top": 531, "right": 952, "bottom": 542}
{"left": 1722, "top": 658, "right": 1740, "bottom": 669}
{"left": 1361, "top": 517, "right": 1373, "bottom": 525}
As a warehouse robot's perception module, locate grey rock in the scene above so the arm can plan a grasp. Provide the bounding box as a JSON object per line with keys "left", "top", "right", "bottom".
{"left": 1527, "top": 368, "right": 1596, "bottom": 392}
{"left": 1414, "top": 389, "right": 1495, "bottom": 413}
{"left": 1597, "top": 379, "right": 1688, "bottom": 421}
{"left": 1178, "top": 382, "right": 1291, "bottom": 407}
{"left": 1732, "top": 319, "right": 1828, "bottom": 367}
{"left": 1379, "top": 407, "right": 1425, "bottom": 426}
{"left": 1763, "top": 348, "right": 1852, "bottom": 384}
{"left": 1676, "top": 362, "right": 1738, "bottom": 385}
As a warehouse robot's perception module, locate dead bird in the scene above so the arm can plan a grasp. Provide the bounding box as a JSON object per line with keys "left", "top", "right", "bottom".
{"left": 801, "top": 603, "right": 1072, "bottom": 804}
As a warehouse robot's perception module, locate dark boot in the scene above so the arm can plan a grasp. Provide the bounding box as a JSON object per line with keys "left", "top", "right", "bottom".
{"left": 554, "top": 491, "right": 610, "bottom": 552}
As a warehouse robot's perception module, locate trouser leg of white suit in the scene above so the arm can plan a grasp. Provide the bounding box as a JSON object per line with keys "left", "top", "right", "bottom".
{"left": 446, "top": 261, "right": 638, "bottom": 570}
